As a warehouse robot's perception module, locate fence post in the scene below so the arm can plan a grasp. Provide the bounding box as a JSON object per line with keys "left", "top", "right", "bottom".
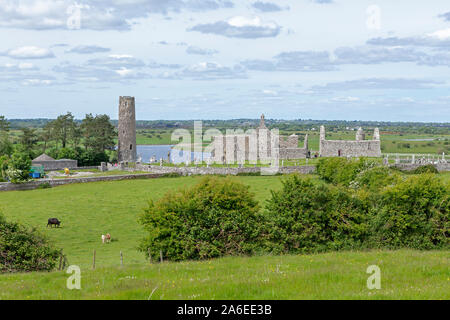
{"left": 148, "top": 248, "right": 152, "bottom": 264}
{"left": 93, "top": 249, "right": 96, "bottom": 270}
{"left": 120, "top": 251, "right": 123, "bottom": 266}
{"left": 58, "top": 249, "right": 63, "bottom": 271}
{"left": 160, "top": 250, "right": 163, "bottom": 263}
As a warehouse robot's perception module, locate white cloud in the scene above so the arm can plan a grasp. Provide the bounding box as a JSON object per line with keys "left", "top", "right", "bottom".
{"left": 109, "top": 54, "right": 134, "bottom": 59}
{"left": 22, "top": 79, "right": 52, "bottom": 86}
{"left": 188, "top": 16, "right": 281, "bottom": 38}
{"left": 115, "top": 67, "right": 135, "bottom": 77}
{"left": 3, "top": 46, "right": 54, "bottom": 59}
{"left": 427, "top": 28, "right": 450, "bottom": 40}
{"left": 331, "top": 96, "right": 360, "bottom": 102}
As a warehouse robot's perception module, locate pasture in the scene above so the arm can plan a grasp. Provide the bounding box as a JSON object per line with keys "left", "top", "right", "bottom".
{"left": 0, "top": 250, "right": 448, "bottom": 299}
{"left": 0, "top": 174, "right": 449, "bottom": 299}
{"left": 0, "top": 176, "right": 284, "bottom": 268}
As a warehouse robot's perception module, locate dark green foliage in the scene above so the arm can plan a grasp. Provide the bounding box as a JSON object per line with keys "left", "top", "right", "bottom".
{"left": 81, "top": 114, "right": 116, "bottom": 152}
{"left": 265, "top": 175, "right": 369, "bottom": 254}
{"left": 0, "top": 213, "right": 60, "bottom": 273}
{"left": 48, "top": 147, "right": 108, "bottom": 166}
{"left": 236, "top": 171, "right": 261, "bottom": 176}
{"left": 412, "top": 164, "right": 439, "bottom": 174}
{"left": 138, "top": 176, "right": 262, "bottom": 261}
{"left": 36, "top": 182, "right": 52, "bottom": 189}
{"left": 351, "top": 166, "right": 402, "bottom": 191}
{"left": 0, "top": 155, "right": 9, "bottom": 182}
{"left": 369, "top": 174, "right": 449, "bottom": 249}
{"left": 160, "top": 172, "right": 182, "bottom": 178}
{"left": 316, "top": 157, "right": 378, "bottom": 186}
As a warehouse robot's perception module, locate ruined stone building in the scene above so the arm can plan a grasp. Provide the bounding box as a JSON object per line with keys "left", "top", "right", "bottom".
{"left": 319, "top": 126, "right": 381, "bottom": 157}
{"left": 118, "top": 96, "right": 137, "bottom": 162}
{"left": 211, "top": 114, "right": 309, "bottom": 163}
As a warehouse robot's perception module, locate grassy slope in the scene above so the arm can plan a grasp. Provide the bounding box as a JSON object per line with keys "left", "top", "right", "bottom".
{"left": 0, "top": 250, "right": 448, "bottom": 299}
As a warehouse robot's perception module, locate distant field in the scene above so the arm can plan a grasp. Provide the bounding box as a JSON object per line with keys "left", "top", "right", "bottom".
{"left": 0, "top": 250, "right": 448, "bottom": 299}
{"left": 134, "top": 129, "right": 450, "bottom": 155}
{"left": 298, "top": 131, "right": 449, "bottom": 154}
{"left": 8, "top": 127, "right": 449, "bottom": 155}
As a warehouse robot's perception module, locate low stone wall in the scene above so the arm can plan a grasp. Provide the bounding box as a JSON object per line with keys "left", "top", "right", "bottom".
{"left": 135, "top": 164, "right": 316, "bottom": 175}
{"left": 32, "top": 160, "right": 78, "bottom": 170}
{"left": 46, "top": 165, "right": 100, "bottom": 172}
{"left": 0, "top": 173, "right": 164, "bottom": 192}
{"left": 392, "top": 163, "right": 450, "bottom": 172}
{"left": 0, "top": 165, "right": 317, "bottom": 192}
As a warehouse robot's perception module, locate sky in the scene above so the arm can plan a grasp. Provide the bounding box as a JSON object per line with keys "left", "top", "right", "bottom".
{"left": 0, "top": 0, "right": 449, "bottom": 122}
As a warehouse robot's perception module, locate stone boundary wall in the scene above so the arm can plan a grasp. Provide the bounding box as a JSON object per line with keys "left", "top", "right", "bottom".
{"left": 135, "top": 164, "right": 316, "bottom": 175}
{"left": 0, "top": 173, "right": 164, "bottom": 192}
{"left": 46, "top": 165, "right": 100, "bottom": 172}
{"left": 391, "top": 163, "right": 450, "bottom": 172}
{"left": 280, "top": 148, "right": 309, "bottom": 159}
{"left": 0, "top": 165, "right": 317, "bottom": 192}
{"left": 32, "top": 160, "right": 78, "bottom": 170}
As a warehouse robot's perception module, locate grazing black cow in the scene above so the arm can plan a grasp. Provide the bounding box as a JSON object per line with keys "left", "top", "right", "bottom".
{"left": 47, "top": 218, "right": 61, "bottom": 228}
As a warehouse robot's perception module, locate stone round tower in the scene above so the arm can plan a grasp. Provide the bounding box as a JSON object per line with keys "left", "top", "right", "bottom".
{"left": 118, "top": 96, "right": 137, "bottom": 163}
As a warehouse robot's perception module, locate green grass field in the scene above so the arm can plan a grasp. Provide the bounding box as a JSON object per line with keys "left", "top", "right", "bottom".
{"left": 1, "top": 174, "right": 449, "bottom": 299}
{"left": 0, "top": 176, "right": 283, "bottom": 268}
{"left": 0, "top": 250, "right": 448, "bottom": 300}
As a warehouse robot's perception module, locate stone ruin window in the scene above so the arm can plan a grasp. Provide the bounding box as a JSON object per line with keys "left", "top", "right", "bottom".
{"left": 130, "top": 144, "right": 133, "bottom": 150}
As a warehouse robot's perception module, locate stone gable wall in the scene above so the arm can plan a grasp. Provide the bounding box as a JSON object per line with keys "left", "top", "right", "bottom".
{"left": 320, "top": 140, "right": 381, "bottom": 157}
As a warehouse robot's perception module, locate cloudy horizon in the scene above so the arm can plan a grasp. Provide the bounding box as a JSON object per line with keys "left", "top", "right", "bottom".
{"left": 0, "top": 0, "right": 449, "bottom": 122}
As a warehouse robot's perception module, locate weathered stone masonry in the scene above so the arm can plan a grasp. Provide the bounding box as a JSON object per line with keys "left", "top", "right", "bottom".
{"left": 118, "top": 96, "right": 137, "bottom": 162}
{"left": 211, "top": 114, "right": 309, "bottom": 162}
{"left": 319, "top": 126, "right": 381, "bottom": 158}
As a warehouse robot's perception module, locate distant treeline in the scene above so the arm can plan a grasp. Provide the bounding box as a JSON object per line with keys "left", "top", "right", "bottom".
{"left": 7, "top": 118, "right": 450, "bottom": 134}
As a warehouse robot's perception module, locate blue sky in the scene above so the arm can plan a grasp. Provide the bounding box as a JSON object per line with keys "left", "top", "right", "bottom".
{"left": 0, "top": 0, "right": 449, "bottom": 121}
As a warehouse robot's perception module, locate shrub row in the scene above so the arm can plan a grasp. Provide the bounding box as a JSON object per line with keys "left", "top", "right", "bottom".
{"left": 139, "top": 170, "right": 449, "bottom": 261}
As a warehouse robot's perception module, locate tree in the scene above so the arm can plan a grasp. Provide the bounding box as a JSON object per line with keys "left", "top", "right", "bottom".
{"left": 0, "top": 116, "right": 12, "bottom": 157}
{"left": 81, "top": 114, "right": 116, "bottom": 152}
{"left": 6, "top": 152, "right": 31, "bottom": 183}
{"left": 0, "top": 116, "right": 9, "bottom": 132}
{"left": 19, "top": 127, "right": 38, "bottom": 157}
{"left": 50, "top": 112, "right": 76, "bottom": 149}
{"left": 39, "top": 122, "right": 53, "bottom": 154}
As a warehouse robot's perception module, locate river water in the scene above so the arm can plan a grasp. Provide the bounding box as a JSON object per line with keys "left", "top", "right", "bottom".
{"left": 136, "top": 145, "right": 211, "bottom": 164}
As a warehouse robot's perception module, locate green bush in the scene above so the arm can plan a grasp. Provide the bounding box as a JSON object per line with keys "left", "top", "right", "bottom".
{"left": 0, "top": 213, "right": 61, "bottom": 273}
{"left": 369, "top": 174, "right": 449, "bottom": 249}
{"left": 412, "top": 164, "right": 439, "bottom": 174}
{"left": 36, "top": 182, "right": 52, "bottom": 189}
{"left": 0, "top": 155, "right": 9, "bottom": 182}
{"left": 138, "top": 176, "right": 263, "bottom": 261}
{"left": 351, "top": 166, "right": 402, "bottom": 191}
{"left": 316, "top": 157, "right": 378, "bottom": 186}
{"left": 7, "top": 152, "right": 31, "bottom": 183}
{"left": 265, "top": 175, "right": 369, "bottom": 254}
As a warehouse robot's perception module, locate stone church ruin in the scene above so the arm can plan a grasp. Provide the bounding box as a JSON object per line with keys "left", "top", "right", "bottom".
{"left": 319, "top": 126, "right": 381, "bottom": 158}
